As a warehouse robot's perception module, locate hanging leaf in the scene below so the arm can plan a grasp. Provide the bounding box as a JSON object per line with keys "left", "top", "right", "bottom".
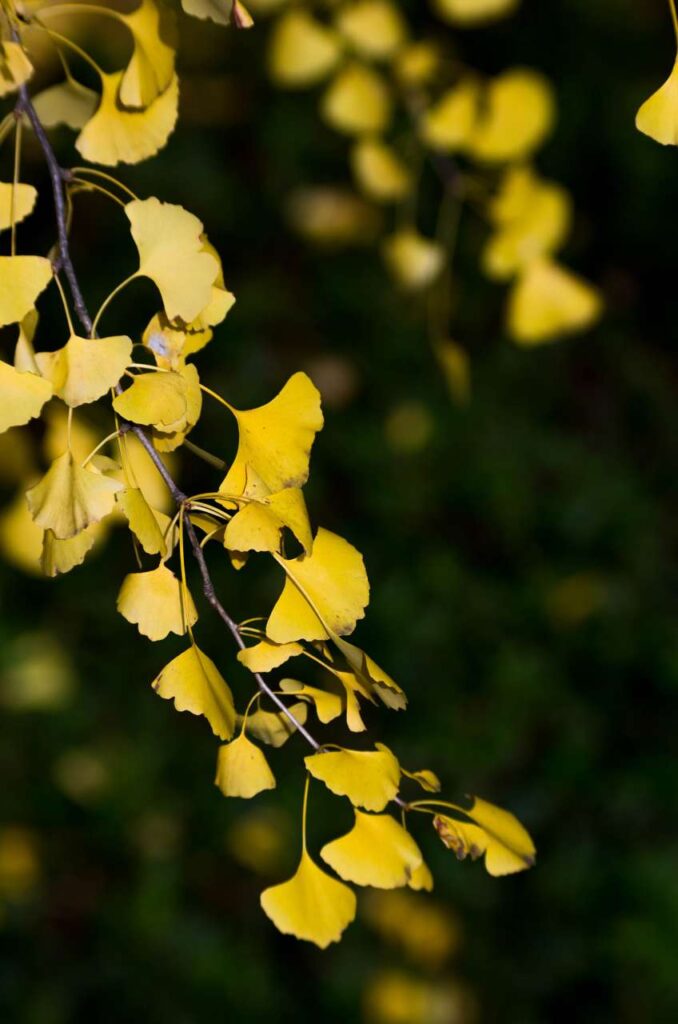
{"left": 215, "top": 733, "right": 276, "bottom": 797}
{"left": 117, "top": 563, "right": 198, "bottom": 640}
{"left": 26, "top": 452, "right": 123, "bottom": 540}
{"left": 260, "top": 851, "right": 356, "bottom": 948}
{"left": 305, "top": 743, "right": 400, "bottom": 811}
{"left": 321, "top": 811, "right": 423, "bottom": 888}
{"left": 152, "top": 643, "right": 236, "bottom": 739}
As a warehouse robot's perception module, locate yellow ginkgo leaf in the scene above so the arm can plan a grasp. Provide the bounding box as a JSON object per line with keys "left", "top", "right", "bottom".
{"left": 394, "top": 41, "right": 440, "bottom": 87}
{"left": 0, "top": 183, "right": 37, "bottom": 231}
{"left": 321, "top": 810, "right": 423, "bottom": 888}
{"left": 112, "top": 370, "right": 187, "bottom": 431}
{"left": 41, "top": 524, "right": 100, "bottom": 578}
{"left": 152, "top": 643, "right": 236, "bottom": 739}
{"left": 119, "top": 0, "right": 176, "bottom": 109}
{"left": 143, "top": 311, "right": 212, "bottom": 369}
{"left": 181, "top": 0, "right": 230, "bottom": 24}
{"left": 286, "top": 186, "right": 381, "bottom": 247}
{"left": 402, "top": 767, "right": 442, "bottom": 793}
{"left": 261, "top": 850, "right": 356, "bottom": 948}
{"left": 280, "top": 679, "right": 343, "bottom": 725}
{"left": 126, "top": 197, "right": 219, "bottom": 323}
{"left": 215, "top": 733, "right": 276, "bottom": 798}
{"left": 336, "top": 1, "right": 407, "bottom": 61}
{"left": 433, "top": 0, "right": 518, "bottom": 25}
{"left": 0, "top": 360, "right": 53, "bottom": 434}
{"left": 305, "top": 743, "right": 400, "bottom": 811}
{"left": 508, "top": 258, "right": 602, "bottom": 345}
{"left": 150, "top": 362, "right": 202, "bottom": 451}
{"left": 14, "top": 309, "right": 40, "bottom": 374}
{"left": 220, "top": 372, "right": 323, "bottom": 497}
{"left": 408, "top": 859, "right": 434, "bottom": 892}
{"left": 468, "top": 69, "right": 554, "bottom": 163}
{"left": 26, "top": 452, "right": 123, "bottom": 540}
{"left": 224, "top": 487, "right": 312, "bottom": 555}
{"left": 321, "top": 62, "right": 392, "bottom": 136}
{"left": 76, "top": 71, "right": 179, "bottom": 166}
{"left": 242, "top": 701, "right": 309, "bottom": 747}
{"left": 332, "top": 635, "right": 407, "bottom": 709}
{"left": 237, "top": 638, "right": 303, "bottom": 673}
{"left": 0, "top": 257, "right": 52, "bottom": 328}
{"left": 433, "top": 796, "right": 536, "bottom": 876}
{"left": 117, "top": 563, "right": 198, "bottom": 640}
{"left": 266, "top": 527, "right": 369, "bottom": 643}
{"left": 116, "top": 487, "right": 167, "bottom": 556}
{"left": 115, "top": 431, "right": 175, "bottom": 514}
{"left": 350, "top": 138, "right": 411, "bottom": 203}
{"left": 269, "top": 10, "right": 341, "bottom": 88}
{"left": 636, "top": 58, "right": 678, "bottom": 145}
{"left": 382, "top": 230, "right": 445, "bottom": 291}
{"left": 0, "top": 42, "right": 33, "bottom": 98}
{"left": 51, "top": 334, "right": 133, "bottom": 408}
{"left": 32, "top": 77, "right": 98, "bottom": 130}
{"left": 190, "top": 237, "right": 236, "bottom": 330}
{"left": 420, "top": 80, "right": 480, "bottom": 152}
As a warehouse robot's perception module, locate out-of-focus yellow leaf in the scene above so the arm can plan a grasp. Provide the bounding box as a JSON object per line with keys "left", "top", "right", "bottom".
{"left": 32, "top": 77, "right": 98, "bottom": 130}
{"left": 26, "top": 452, "right": 122, "bottom": 540}
{"left": 286, "top": 186, "right": 381, "bottom": 247}
{"left": 468, "top": 69, "right": 554, "bottom": 163}
{"left": 0, "top": 360, "right": 53, "bottom": 434}
{"left": 362, "top": 891, "right": 459, "bottom": 967}
{"left": 508, "top": 258, "right": 602, "bottom": 345}
{"left": 0, "top": 256, "right": 52, "bottom": 328}
{"left": 0, "top": 42, "right": 32, "bottom": 98}
{"left": 321, "top": 62, "right": 392, "bottom": 136}
{"left": 237, "top": 638, "right": 303, "bottom": 673}
{"left": 260, "top": 850, "right": 356, "bottom": 947}
{"left": 336, "top": 0, "right": 407, "bottom": 61}
{"left": 0, "top": 182, "right": 37, "bottom": 231}
{"left": 152, "top": 643, "right": 236, "bottom": 739}
{"left": 420, "top": 80, "right": 479, "bottom": 152}
{"left": 119, "top": 0, "right": 176, "bottom": 109}
{"left": 433, "top": 795, "right": 536, "bottom": 876}
{"left": 0, "top": 491, "right": 43, "bottom": 574}
{"left": 408, "top": 859, "right": 434, "bottom": 892}
{"left": 434, "top": 0, "right": 518, "bottom": 25}
{"left": 382, "top": 230, "right": 445, "bottom": 290}
{"left": 321, "top": 810, "right": 423, "bottom": 888}
{"left": 215, "top": 733, "right": 276, "bottom": 797}
{"left": 636, "top": 58, "right": 678, "bottom": 145}
{"left": 305, "top": 743, "right": 400, "bottom": 811}
{"left": 117, "top": 563, "right": 198, "bottom": 640}
{"left": 350, "top": 138, "right": 411, "bottom": 203}
{"left": 394, "top": 41, "right": 440, "bottom": 87}
{"left": 181, "top": 0, "right": 231, "bottom": 24}
{"left": 269, "top": 10, "right": 341, "bottom": 88}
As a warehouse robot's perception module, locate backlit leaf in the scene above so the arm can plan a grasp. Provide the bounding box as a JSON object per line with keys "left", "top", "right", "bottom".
{"left": 237, "top": 638, "right": 303, "bottom": 673}
{"left": 215, "top": 733, "right": 276, "bottom": 797}
{"left": 26, "top": 452, "right": 122, "bottom": 540}
{"left": 0, "top": 257, "right": 52, "bottom": 328}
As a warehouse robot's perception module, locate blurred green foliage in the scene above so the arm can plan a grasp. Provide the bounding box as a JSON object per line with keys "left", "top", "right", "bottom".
{"left": 1, "top": 0, "right": 677, "bottom": 1020}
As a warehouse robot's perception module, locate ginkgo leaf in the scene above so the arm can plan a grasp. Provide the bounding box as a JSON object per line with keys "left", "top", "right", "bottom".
{"left": 14, "top": 309, "right": 40, "bottom": 373}
{"left": 119, "top": 0, "right": 176, "bottom": 109}
{"left": 420, "top": 80, "right": 480, "bottom": 152}
{"left": 261, "top": 851, "right": 356, "bottom": 948}
{"left": 116, "top": 487, "right": 167, "bottom": 556}
{"left": 382, "top": 230, "right": 445, "bottom": 291}
{"left": 0, "top": 360, "right": 53, "bottom": 434}
{"left": 266, "top": 527, "right": 369, "bottom": 643}
{"left": 0, "top": 257, "right": 52, "bottom": 328}
{"left": 51, "top": 334, "right": 133, "bottom": 408}
{"left": 152, "top": 643, "right": 236, "bottom": 739}
{"left": 305, "top": 743, "right": 400, "bottom": 811}
{"left": 408, "top": 859, "right": 434, "bottom": 892}
{"left": 190, "top": 237, "right": 236, "bottom": 330}
{"left": 26, "top": 452, "right": 123, "bottom": 540}
{"left": 394, "top": 41, "right": 440, "bottom": 87}
{"left": 269, "top": 10, "right": 341, "bottom": 88}
{"left": 508, "top": 258, "right": 602, "bottom": 345}
{"left": 335, "top": 0, "right": 407, "bottom": 61}
{"left": 321, "top": 810, "right": 423, "bottom": 888}
{"left": 402, "top": 767, "right": 442, "bottom": 793}
{"left": 117, "top": 563, "right": 198, "bottom": 640}
{"left": 224, "top": 487, "right": 312, "bottom": 555}
{"left": 143, "top": 311, "right": 212, "bottom": 369}
{"left": 332, "top": 635, "right": 407, "bottom": 709}
{"left": 468, "top": 69, "right": 554, "bottom": 163}
{"left": 76, "top": 71, "right": 179, "bottom": 166}
{"left": 112, "top": 370, "right": 188, "bottom": 431}
{"left": 150, "top": 362, "right": 202, "bottom": 451}
{"left": 237, "top": 638, "right": 303, "bottom": 673}
{"left": 241, "top": 701, "right": 309, "bottom": 747}
{"left": 32, "top": 77, "right": 98, "bottom": 130}
{"left": 0, "top": 42, "right": 33, "bottom": 98}
{"left": 350, "top": 138, "right": 411, "bottom": 203}
{"left": 41, "top": 524, "right": 100, "bottom": 577}
{"left": 280, "top": 679, "right": 343, "bottom": 725}
{"left": 181, "top": 0, "right": 231, "bottom": 25}
{"left": 433, "top": 796, "right": 536, "bottom": 876}
{"left": 215, "top": 733, "right": 276, "bottom": 797}
{"left": 433, "top": 0, "right": 518, "bottom": 25}
{"left": 126, "top": 197, "right": 219, "bottom": 323}
{"left": 0, "top": 182, "right": 37, "bottom": 231}
{"left": 286, "top": 186, "right": 380, "bottom": 247}
{"left": 321, "top": 62, "right": 392, "bottom": 136}
{"left": 220, "top": 372, "right": 323, "bottom": 497}
{"left": 636, "top": 58, "right": 678, "bottom": 145}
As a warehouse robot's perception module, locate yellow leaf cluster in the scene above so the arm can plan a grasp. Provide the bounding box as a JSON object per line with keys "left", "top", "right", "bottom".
{"left": 433, "top": 796, "right": 536, "bottom": 876}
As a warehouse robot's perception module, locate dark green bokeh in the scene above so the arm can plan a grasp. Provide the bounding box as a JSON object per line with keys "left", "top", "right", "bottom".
{"left": 1, "top": 0, "right": 677, "bottom": 1020}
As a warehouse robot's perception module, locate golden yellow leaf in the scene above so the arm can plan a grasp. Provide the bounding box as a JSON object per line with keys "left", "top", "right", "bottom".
{"left": 408, "top": 859, "right": 434, "bottom": 892}
{"left": 468, "top": 70, "right": 554, "bottom": 163}
{"left": 402, "top": 768, "right": 442, "bottom": 793}
{"left": 332, "top": 634, "right": 407, "bottom": 710}
{"left": 215, "top": 733, "right": 276, "bottom": 797}
{"left": 152, "top": 643, "right": 236, "bottom": 739}
{"left": 220, "top": 372, "right": 323, "bottom": 497}
{"left": 420, "top": 80, "right": 480, "bottom": 152}
{"left": 32, "top": 77, "right": 98, "bottom": 130}
{"left": 13, "top": 309, "right": 40, "bottom": 374}
{"left": 224, "top": 487, "right": 312, "bottom": 555}
{"left": 26, "top": 452, "right": 123, "bottom": 540}
{"left": 382, "top": 230, "right": 445, "bottom": 291}
{"left": 0, "top": 182, "right": 37, "bottom": 231}
{"left": 112, "top": 371, "right": 187, "bottom": 431}
{"left": 433, "top": 0, "right": 518, "bottom": 25}
{"left": 76, "top": 71, "right": 179, "bottom": 166}
{"left": 0, "top": 360, "right": 53, "bottom": 434}
{"left": 433, "top": 796, "right": 536, "bottom": 876}
{"left": 266, "top": 528, "right": 369, "bottom": 643}
{"left": 143, "top": 312, "right": 211, "bottom": 370}
{"left": 237, "top": 638, "right": 303, "bottom": 673}
{"left": 0, "top": 42, "right": 32, "bottom": 98}
{"left": 321, "top": 810, "right": 423, "bottom": 888}
{"left": 119, "top": 0, "right": 176, "bottom": 109}
{"left": 190, "top": 237, "right": 236, "bottom": 330}
{"left": 279, "top": 679, "right": 343, "bottom": 725}
{"left": 336, "top": 1, "right": 407, "bottom": 61}
{"left": 286, "top": 186, "right": 381, "bottom": 247}
{"left": 636, "top": 54, "right": 678, "bottom": 145}
{"left": 394, "top": 41, "right": 440, "bottom": 87}
{"left": 260, "top": 850, "right": 356, "bottom": 948}
{"left": 51, "top": 334, "right": 133, "bottom": 408}
{"left": 41, "top": 524, "right": 100, "bottom": 577}
{"left": 305, "top": 743, "right": 400, "bottom": 811}
{"left": 0, "top": 490, "right": 43, "bottom": 575}
{"left": 241, "top": 701, "right": 308, "bottom": 747}
{"left": 116, "top": 432, "right": 175, "bottom": 514}
{"left": 0, "top": 256, "right": 52, "bottom": 328}
{"left": 117, "top": 563, "right": 198, "bottom": 640}
{"left": 321, "top": 62, "right": 392, "bottom": 136}
{"left": 150, "top": 362, "right": 202, "bottom": 452}
{"left": 116, "top": 487, "right": 167, "bottom": 556}
{"left": 508, "top": 258, "right": 602, "bottom": 345}
{"left": 350, "top": 138, "right": 411, "bottom": 203}
{"left": 269, "top": 10, "right": 341, "bottom": 88}
{"left": 126, "top": 197, "right": 219, "bottom": 323}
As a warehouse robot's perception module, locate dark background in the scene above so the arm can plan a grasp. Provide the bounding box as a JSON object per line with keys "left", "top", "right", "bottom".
{"left": 1, "top": 0, "right": 677, "bottom": 1020}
